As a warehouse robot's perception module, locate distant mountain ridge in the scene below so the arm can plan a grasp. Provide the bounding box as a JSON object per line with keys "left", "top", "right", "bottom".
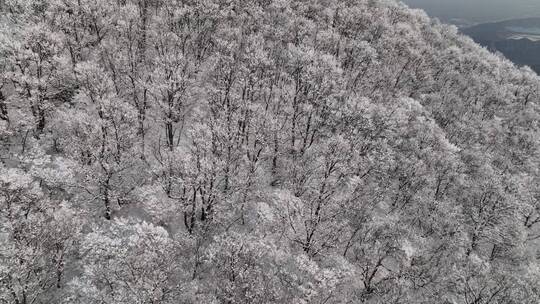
{"left": 401, "top": 0, "right": 540, "bottom": 25}
{"left": 462, "top": 17, "right": 540, "bottom": 73}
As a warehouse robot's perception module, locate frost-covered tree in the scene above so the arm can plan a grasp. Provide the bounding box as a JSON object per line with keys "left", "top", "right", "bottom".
{"left": 1, "top": 0, "right": 540, "bottom": 303}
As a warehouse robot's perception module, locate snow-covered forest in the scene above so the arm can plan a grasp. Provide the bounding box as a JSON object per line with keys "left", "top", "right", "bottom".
{"left": 1, "top": 0, "right": 540, "bottom": 303}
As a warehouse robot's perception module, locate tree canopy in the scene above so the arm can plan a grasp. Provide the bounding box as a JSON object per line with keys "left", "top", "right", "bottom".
{"left": 1, "top": 0, "right": 540, "bottom": 303}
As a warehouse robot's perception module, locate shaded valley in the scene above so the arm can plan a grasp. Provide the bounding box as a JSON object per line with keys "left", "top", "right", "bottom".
{"left": 462, "top": 18, "right": 540, "bottom": 73}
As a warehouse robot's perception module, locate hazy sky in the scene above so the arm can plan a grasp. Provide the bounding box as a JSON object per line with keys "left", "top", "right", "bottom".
{"left": 401, "top": 0, "right": 540, "bottom": 24}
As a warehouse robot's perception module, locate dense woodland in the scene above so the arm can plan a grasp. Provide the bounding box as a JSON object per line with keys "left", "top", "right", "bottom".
{"left": 1, "top": 0, "right": 540, "bottom": 303}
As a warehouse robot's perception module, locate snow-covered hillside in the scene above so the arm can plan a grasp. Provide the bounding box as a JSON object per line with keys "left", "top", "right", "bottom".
{"left": 1, "top": 0, "right": 539, "bottom": 303}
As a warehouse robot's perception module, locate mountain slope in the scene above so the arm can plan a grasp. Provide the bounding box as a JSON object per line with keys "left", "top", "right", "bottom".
{"left": 0, "top": 0, "right": 539, "bottom": 303}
